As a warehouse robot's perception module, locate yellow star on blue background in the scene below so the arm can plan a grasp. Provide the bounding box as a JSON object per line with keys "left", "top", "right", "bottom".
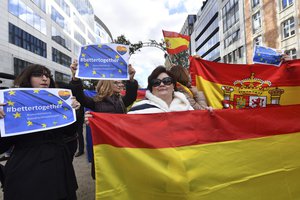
{"left": 13, "top": 112, "right": 21, "bottom": 118}
{"left": 27, "top": 121, "right": 33, "bottom": 126}
{"left": 8, "top": 91, "right": 15, "bottom": 95}
{"left": 7, "top": 101, "right": 15, "bottom": 106}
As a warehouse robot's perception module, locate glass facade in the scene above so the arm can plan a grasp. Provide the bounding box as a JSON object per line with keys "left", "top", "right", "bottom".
{"left": 31, "top": 0, "right": 46, "bottom": 12}
{"left": 73, "top": 13, "right": 86, "bottom": 33}
{"left": 197, "top": 33, "right": 219, "bottom": 53}
{"left": 54, "top": 0, "right": 70, "bottom": 16}
{"left": 55, "top": 71, "right": 71, "bottom": 83}
{"left": 73, "top": 43, "right": 80, "bottom": 57}
{"left": 88, "top": 31, "right": 95, "bottom": 43}
{"left": 52, "top": 26, "right": 72, "bottom": 51}
{"left": 224, "top": 29, "right": 240, "bottom": 48}
{"left": 8, "top": 0, "right": 47, "bottom": 34}
{"left": 14, "top": 57, "right": 33, "bottom": 76}
{"left": 52, "top": 47, "right": 72, "bottom": 67}
{"left": 69, "top": 0, "right": 94, "bottom": 29}
{"left": 223, "top": 46, "right": 244, "bottom": 63}
{"left": 51, "top": 6, "right": 71, "bottom": 34}
{"left": 196, "top": 17, "right": 218, "bottom": 46}
{"left": 9, "top": 23, "right": 47, "bottom": 58}
{"left": 222, "top": 0, "right": 239, "bottom": 32}
{"left": 74, "top": 31, "right": 86, "bottom": 45}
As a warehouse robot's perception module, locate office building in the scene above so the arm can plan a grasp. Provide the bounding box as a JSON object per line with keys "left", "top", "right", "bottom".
{"left": 0, "top": 0, "right": 112, "bottom": 87}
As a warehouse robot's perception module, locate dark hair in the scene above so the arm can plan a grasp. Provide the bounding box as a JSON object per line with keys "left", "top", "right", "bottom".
{"left": 14, "top": 64, "right": 55, "bottom": 88}
{"left": 147, "top": 66, "right": 176, "bottom": 92}
{"left": 170, "top": 65, "right": 190, "bottom": 86}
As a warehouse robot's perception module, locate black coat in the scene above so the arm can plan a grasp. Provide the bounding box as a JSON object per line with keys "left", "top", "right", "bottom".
{"left": 70, "top": 79, "right": 138, "bottom": 113}
{"left": 0, "top": 123, "right": 78, "bottom": 200}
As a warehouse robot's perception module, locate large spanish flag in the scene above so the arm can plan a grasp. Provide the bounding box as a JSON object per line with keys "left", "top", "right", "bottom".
{"left": 163, "top": 30, "right": 190, "bottom": 55}
{"left": 189, "top": 57, "right": 300, "bottom": 109}
{"left": 89, "top": 105, "right": 300, "bottom": 200}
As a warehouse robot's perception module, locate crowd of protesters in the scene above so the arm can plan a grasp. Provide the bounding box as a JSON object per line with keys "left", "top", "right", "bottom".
{"left": 0, "top": 53, "right": 292, "bottom": 199}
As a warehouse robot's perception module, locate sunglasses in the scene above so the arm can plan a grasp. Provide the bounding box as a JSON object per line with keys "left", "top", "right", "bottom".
{"left": 32, "top": 72, "right": 52, "bottom": 78}
{"left": 151, "top": 77, "right": 173, "bottom": 87}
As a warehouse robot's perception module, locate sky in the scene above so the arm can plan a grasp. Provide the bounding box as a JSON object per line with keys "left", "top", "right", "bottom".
{"left": 90, "top": 0, "right": 204, "bottom": 88}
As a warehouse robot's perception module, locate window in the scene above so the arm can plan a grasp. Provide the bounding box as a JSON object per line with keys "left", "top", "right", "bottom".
{"left": 52, "top": 26, "right": 71, "bottom": 51}
{"left": 9, "top": 23, "right": 47, "bottom": 58}
{"left": 55, "top": 71, "right": 70, "bottom": 83}
{"left": 51, "top": 6, "right": 65, "bottom": 29}
{"left": 54, "top": 0, "right": 70, "bottom": 16}
{"left": 74, "top": 31, "right": 86, "bottom": 45}
{"left": 254, "top": 35, "right": 262, "bottom": 47}
{"left": 285, "top": 48, "right": 297, "bottom": 59}
{"left": 223, "top": 55, "right": 227, "bottom": 63}
{"left": 233, "top": 49, "right": 238, "bottom": 63}
{"left": 252, "top": 11, "right": 261, "bottom": 33}
{"left": 282, "top": 0, "right": 293, "bottom": 10}
{"left": 228, "top": 52, "right": 232, "bottom": 63}
{"left": 222, "top": 0, "right": 239, "bottom": 32}
{"left": 8, "top": 0, "right": 47, "bottom": 34}
{"left": 14, "top": 58, "right": 33, "bottom": 76}
{"left": 224, "top": 29, "right": 240, "bottom": 48}
{"left": 282, "top": 17, "right": 295, "bottom": 38}
{"left": 31, "top": 0, "right": 46, "bottom": 12}
{"left": 238, "top": 46, "right": 244, "bottom": 58}
{"left": 52, "top": 48, "right": 71, "bottom": 67}
{"left": 252, "top": 0, "right": 260, "bottom": 8}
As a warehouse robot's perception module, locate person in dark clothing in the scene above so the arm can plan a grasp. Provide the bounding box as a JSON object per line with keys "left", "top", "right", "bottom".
{"left": 74, "top": 105, "right": 84, "bottom": 157}
{"left": 55, "top": 81, "right": 84, "bottom": 160}
{"left": 0, "top": 64, "right": 80, "bottom": 200}
{"left": 69, "top": 60, "right": 138, "bottom": 179}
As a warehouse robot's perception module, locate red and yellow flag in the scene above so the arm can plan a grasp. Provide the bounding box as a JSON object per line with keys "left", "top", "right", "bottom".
{"left": 189, "top": 57, "right": 300, "bottom": 109}
{"left": 163, "top": 30, "right": 190, "bottom": 55}
{"left": 89, "top": 105, "right": 300, "bottom": 200}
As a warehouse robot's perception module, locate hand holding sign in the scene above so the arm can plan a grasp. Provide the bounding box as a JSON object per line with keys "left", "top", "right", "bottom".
{"left": 0, "top": 103, "right": 6, "bottom": 119}
{"left": 128, "top": 64, "right": 136, "bottom": 81}
{"left": 253, "top": 45, "right": 284, "bottom": 66}
{"left": 76, "top": 43, "right": 130, "bottom": 80}
{"left": 0, "top": 88, "right": 76, "bottom": 137}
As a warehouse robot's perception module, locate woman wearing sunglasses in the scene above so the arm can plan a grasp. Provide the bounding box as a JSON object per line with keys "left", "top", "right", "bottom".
{"left": 0, "top": 64, "right": 80, "bottom": 200}
{"left": 129, "top": 66, "right": 193, "bottom": 114}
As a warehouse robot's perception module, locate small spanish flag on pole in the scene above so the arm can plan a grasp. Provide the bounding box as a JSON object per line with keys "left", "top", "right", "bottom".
{"left": 162, "top": 30, "right": 190, "bottom": 55}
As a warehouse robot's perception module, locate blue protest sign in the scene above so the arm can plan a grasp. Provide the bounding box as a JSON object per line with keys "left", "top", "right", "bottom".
{"left": 76, "top": 43, "right": 130, "bottom": 80}
{"left": 253, "top": 45, "right": 284, "bottom": 66}
{"left": 0, "top": 88, "right": 76, "bottom": 137}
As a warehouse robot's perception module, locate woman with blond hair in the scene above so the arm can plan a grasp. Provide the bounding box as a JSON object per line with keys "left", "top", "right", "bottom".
{"left": 69, "top": 60, "right": 138, "bottom": 178}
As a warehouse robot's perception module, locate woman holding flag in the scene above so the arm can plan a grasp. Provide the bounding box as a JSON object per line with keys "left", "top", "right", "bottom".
{"left": 128, "top": 66, "right": 193, "bottom": 113}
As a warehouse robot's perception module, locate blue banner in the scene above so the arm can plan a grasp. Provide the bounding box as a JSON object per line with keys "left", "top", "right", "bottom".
{"left": 253, "top": 45, "right": 283, "bottom": 66}
{"left": 76, "top": 43, "right": 130, "bottom": 80}
{"left": 0, "top": 88, "right": 76, "bottom": 137}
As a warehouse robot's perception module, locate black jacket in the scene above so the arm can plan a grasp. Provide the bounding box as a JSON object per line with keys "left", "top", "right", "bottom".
{"left": 70, "top": 79, "right": 138, "bottom": 113}
{"left": 0, "top": 124, "right": 78, "bottom": 200}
